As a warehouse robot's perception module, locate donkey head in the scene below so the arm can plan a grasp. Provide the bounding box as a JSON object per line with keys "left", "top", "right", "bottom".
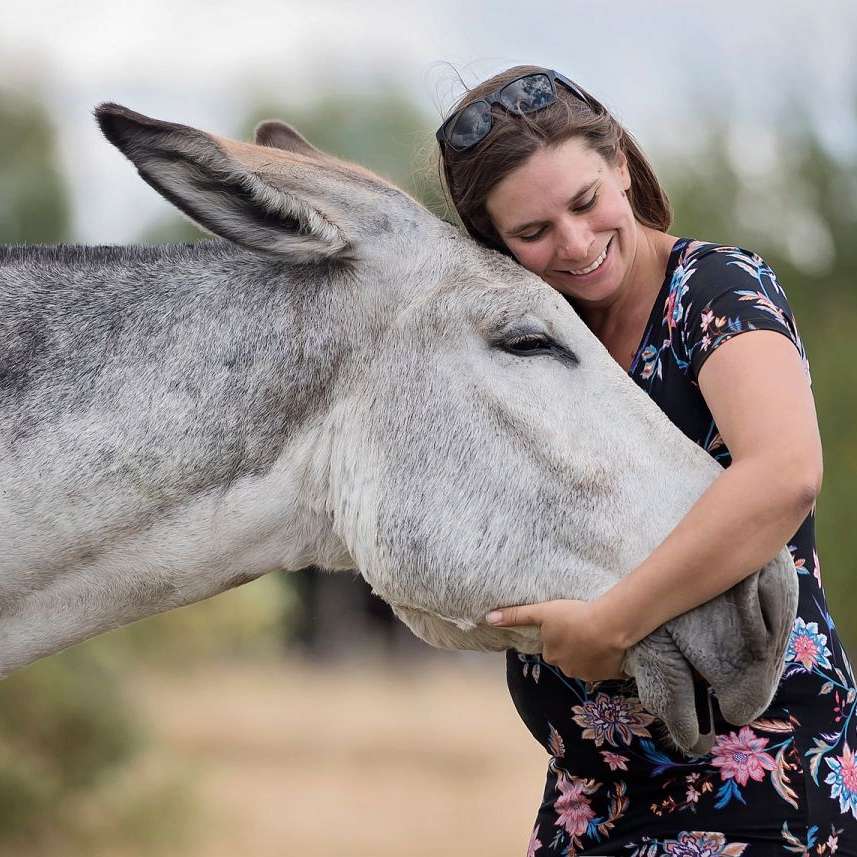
{"left": 94, "top": 104, "right": 798, "bottom": 754}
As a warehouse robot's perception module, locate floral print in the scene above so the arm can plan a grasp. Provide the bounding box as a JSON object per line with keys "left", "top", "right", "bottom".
{"left": 662, "top": 830, "right": 747, "bottom": 856}
{"left": 710, "top": 727, "right": 777, "bottom": 786}
{"left": 508, "top": 239, "right": 856, "bottom": 855}
{"left": 826, "top": 745, "right": 857, "bottom": 820}
{"left": 602, "top": 750, "right": 630, "bottom": 771}
{"left": 788, "top": 619, "right": 834, "bottom": 672}
{"left": 572, "top": 692, "right": 656, "bottom": 747}
{"left": 554, "top": 774, "right": 599, "bottom": 838}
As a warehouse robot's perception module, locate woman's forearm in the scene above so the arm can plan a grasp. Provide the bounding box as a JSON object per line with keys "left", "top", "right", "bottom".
{"left": 593, "top": 457, "right": 817, "bottom": 650}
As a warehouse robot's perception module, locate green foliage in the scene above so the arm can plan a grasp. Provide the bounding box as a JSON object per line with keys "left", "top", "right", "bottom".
{"left": 0, "top": 648, "right": 140, "bottom": 843}
{"left": 0, "top": 91, "right": 71, "bottom": 244}
{"left": 139, "top": 213, "right": 209, "bottom": 245}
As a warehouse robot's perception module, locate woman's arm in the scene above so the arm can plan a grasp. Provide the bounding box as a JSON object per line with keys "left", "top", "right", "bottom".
{"left": 487, "top": 328, "right": 823, "bottom": 680}
{"left": 592, "top": 328, "right": 822, "bottom": 650}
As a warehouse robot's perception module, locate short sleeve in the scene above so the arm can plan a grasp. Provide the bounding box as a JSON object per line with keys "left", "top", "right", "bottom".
{"left": 680, "top": 246, "right": 811, "bottom": 386}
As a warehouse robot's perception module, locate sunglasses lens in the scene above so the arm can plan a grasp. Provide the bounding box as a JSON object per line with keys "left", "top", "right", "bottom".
{"left": 447, "top": 101, "right": 493, "bottom": 150}
{"left": 499, "top": 74, "right": 554, "bottom": 114}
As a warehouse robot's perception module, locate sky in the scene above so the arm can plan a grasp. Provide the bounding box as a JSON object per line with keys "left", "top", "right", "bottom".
{"left": 2, "top": 0, "right": 855, "bottom": 243}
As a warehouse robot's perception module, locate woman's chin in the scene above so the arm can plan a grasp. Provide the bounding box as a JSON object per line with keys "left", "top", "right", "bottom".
{"left": 547, "top": 276, "right": 621, "bottom": 307}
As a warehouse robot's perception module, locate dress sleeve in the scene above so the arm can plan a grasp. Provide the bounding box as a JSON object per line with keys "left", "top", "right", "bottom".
{"left": 681, "top": 246, "right": 811, "bottom": 386}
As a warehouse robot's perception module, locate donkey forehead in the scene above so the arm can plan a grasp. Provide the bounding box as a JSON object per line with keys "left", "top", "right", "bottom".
{"left": 442, "top": 247, "right": 558, "bottom": 313}
{"left": 393, "top": 264, "right": 562, "bottom": 342}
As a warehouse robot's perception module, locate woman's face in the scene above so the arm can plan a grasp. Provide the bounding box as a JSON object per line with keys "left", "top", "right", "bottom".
{"left": 485, "top": 137, "right": 636, "bottom": 308}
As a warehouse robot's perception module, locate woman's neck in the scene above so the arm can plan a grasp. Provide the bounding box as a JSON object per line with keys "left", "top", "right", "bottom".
{"left": 576, "top": 227, "right": 677, "bottom": 343}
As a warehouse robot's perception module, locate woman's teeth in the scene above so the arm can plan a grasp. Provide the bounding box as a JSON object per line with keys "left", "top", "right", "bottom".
{"left": 567, "top": 239, "right": 611, "bottom": 276}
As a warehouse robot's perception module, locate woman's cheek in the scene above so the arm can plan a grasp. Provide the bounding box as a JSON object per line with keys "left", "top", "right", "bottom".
{"left": 513, "top": 243, "right": 551, "bottom": 275}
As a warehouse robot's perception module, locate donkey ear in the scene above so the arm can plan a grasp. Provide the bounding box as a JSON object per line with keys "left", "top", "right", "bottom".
{"left": 255, "top": 119, "right": 325, "bottom": 159}
{"left": 95, "top": 103, "right": 349, "bottom": 262}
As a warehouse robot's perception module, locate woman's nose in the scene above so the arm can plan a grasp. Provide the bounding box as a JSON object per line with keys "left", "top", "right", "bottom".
{"left": 554, "top": 219, "right": 594, "bottom": 263}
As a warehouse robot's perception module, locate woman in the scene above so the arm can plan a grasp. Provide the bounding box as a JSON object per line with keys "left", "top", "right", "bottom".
{"left": 435, "top": 66, "right": 855, "bottom": 856}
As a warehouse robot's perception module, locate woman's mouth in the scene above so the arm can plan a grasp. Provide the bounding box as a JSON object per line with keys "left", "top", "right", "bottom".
{"left": 558, "top": 237, "right": 613, "bottom": 278}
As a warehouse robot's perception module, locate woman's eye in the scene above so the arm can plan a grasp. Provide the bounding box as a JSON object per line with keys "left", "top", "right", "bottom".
{"left": 518, "top": 227, "right": 546, "bottom": 243}
{"left": 574, "top": 193, "right": 598, "bottom": 213}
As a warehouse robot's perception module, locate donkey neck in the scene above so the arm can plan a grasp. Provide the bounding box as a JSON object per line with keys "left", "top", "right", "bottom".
{"left": 0, "top": 241, "right": 370, "bottom": 570}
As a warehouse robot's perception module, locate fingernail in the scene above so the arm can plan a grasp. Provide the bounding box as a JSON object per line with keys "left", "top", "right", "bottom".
{"left": 486, "top": 611, "right": 503, "bottom": 625}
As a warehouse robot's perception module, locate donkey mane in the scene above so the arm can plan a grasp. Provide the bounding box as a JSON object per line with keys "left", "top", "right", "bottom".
{"left": 0, "top": 240, "right": 235, "bottom": 269}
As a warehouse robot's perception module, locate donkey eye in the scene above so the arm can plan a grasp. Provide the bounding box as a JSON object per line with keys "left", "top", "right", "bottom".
{"left": 494, "top": 330, "right": 578, "bottom": 365}
{"left": 505, "top": 335, "right": 552, "bottom": 354}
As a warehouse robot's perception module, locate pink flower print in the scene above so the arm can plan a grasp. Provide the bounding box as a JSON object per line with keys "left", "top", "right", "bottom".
{"left": 553, "top": 774, "right": 598, "bottom": 837}
{"left": 665, "top": 288, "right": 679, "bottom": 332}
{"left": 700, "top": 308, "right": 715, "bottom": 333}
{"left": 700, "top": 333, "right": 712, "bottom": 351}
{"left": 827, "top": 832, "right": 840, "bottom": 854}
{"left": 663, "top": 830, "right": 748, "bottom": 856}
{"left": 786, "top": 618, "right": 832, "bottom": 672}
{"left": 825, "top": 743, "right": 857, "bottom": 819}
{"left": 571, "top": 692, "right": 655, "bottom": 747}
{"left": 526, "top": 823, "right": 542, "bottom": 857}
{"left": 685, "top": 784, "right": 701, "bottom": 804}
{"left": 600, "top": 751, "right": 629, "bottom": 771}
{"left": 711, "top": 726, "right": 776, "bottom": 786}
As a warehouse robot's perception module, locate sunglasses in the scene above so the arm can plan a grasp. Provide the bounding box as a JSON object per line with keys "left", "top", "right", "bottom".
{"left": 435, "top": 69, "right": 599, "bottom": 153}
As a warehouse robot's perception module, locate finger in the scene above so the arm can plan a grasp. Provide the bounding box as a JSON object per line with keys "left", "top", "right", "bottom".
{"left": 485, "top": 604, "right": 543, "bottom": 627}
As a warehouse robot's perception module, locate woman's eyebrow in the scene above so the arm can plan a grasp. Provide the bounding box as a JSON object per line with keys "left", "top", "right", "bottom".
{"left": 507, "top": 180, "right": 599, "bottom": 235}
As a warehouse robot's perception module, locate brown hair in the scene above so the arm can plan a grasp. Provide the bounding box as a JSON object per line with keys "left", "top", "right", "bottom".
{"left": 437, "top": 65, "right": 672, "bottom": 255}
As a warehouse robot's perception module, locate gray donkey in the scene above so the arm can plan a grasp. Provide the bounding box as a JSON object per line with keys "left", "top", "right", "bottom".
{"left": 0, "top": 104, "right": 798, "bottom": 755}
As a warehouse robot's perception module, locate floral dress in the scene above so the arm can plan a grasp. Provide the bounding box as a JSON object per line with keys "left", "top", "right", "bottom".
{"left": 507, "top": 238, "right": 857, "bottom": 857}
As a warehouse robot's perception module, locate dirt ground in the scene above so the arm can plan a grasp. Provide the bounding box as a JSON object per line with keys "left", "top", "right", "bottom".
{"left": 128, "top": 654, "right": 549, "bottom": 857}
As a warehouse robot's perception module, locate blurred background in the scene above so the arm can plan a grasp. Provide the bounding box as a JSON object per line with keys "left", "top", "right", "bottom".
{"left": 1, "top": 1, "right": 855, "bottom": 855}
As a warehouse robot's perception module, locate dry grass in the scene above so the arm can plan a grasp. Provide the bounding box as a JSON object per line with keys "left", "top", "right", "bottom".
{"left": 124, "top": 654, "right": 549, "bottom": 857}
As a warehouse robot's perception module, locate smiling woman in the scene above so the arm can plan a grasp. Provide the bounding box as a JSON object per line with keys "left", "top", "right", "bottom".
{"left": 436, "top": 65, "right": 850, "bottom": 857}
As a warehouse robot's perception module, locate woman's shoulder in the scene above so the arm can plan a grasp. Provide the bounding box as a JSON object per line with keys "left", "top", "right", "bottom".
{"left": 671, "top": 237, "right": 791, "bottom": 318}
{"left": 669, "top": 237, "right": 809, "bottom": 383}
{"left": 675, "top": 239, "right": 776, "bottom": 287}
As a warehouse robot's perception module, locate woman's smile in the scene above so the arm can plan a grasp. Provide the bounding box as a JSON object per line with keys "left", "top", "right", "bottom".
{"left": 552, "top": 235, "right": 614, "bottom": 282}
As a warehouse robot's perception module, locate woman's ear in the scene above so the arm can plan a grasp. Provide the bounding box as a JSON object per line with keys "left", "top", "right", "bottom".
{"left": 615, "top": 149, "right": 631, "bottom": 192}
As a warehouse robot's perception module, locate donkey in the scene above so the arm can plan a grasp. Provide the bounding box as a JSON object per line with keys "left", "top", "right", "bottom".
{"left": 0, "top": 104, "right": 798, "bottom": 754}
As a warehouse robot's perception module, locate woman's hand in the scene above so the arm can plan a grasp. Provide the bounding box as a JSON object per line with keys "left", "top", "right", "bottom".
{"left": 486, "top": 598, "right": 629, "bottom": 681}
